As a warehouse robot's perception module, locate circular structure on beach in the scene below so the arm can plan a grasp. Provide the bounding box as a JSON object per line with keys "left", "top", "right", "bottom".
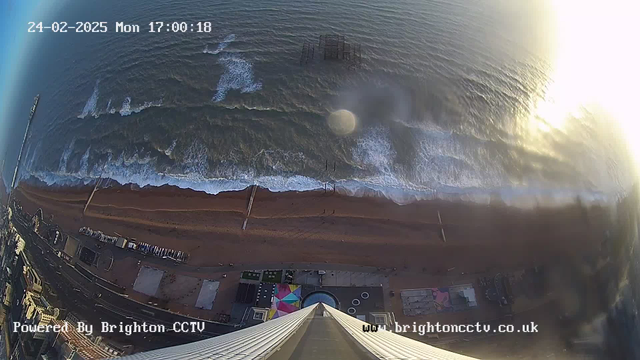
{"left": 302, "top": 291, "right": 338, "bottom": 308}
{"left": 97, "top": 249, "right": 114, "bottom": 272}
{"left": 327, "top": 109, "right": 357, "bottom": 135}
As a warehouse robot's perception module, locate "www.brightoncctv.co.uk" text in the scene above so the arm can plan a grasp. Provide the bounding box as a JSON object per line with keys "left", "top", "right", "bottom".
{"left": 362, "top": 322, "right": 539, "bottom": 335}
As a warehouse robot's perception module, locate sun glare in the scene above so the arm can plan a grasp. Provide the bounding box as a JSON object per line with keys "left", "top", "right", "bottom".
{"left": 534, "top": 0, "right": 640, "bottom": 171}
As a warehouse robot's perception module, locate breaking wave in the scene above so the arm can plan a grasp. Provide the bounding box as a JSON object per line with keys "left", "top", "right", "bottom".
{"left": 212, "top": 54, "right": 262, "bottom": 102}
{"left": 164, "top": 140, "right": 177, "bottom": 156}
{"left": 25, "top": 166, "right": 617, "bottom": 208}
{"left": 203, "top": 34, "right": 236, "bottom": 55}
{"left": 58, "top": 139, "right": 76, "bottom": 173}
{"left": 24, "top": 144, "right": 619, "bottom": 209}
{"left": 119, "top": 97, "right": 163, "bottom": 116}
{"left": 106, "top": 99, "right": 116, "bottom": 114}
{"left": 354, "top": 127, "right": 395, "bottom": 173}
{"left": 182, "top": 141, "right": 209, "bottom": 176}
{"left": 78, "top": 147, "right": 91, "bottom": 175}
{"left": 78, "top": 80, "right": 99, "bottom": 119}
{"left": 119, "top": 97, "right": 132, "bottom": 116}
{"left": 28, "top": 150, "right": 324, "bottom": 196}
{"left": 18, "top": 143, "right": 41, "bottom": 181}
{"left": 20, "top": 125, "right": 626, "bottom": 209}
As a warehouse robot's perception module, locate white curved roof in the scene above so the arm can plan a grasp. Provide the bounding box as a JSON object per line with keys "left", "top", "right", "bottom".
{"left": 120, "top": 303, "right": 478, "bottom": 360}
{"left": 119, "top": 304, "right": 318, "bottom": 360}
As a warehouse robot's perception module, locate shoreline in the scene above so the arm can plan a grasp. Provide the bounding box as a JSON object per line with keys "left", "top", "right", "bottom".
{"left": 20, "top": 172, "right": 620, "bottom": 209}
{"left": 15, "top": 178, "right": 608, "bottom": 224}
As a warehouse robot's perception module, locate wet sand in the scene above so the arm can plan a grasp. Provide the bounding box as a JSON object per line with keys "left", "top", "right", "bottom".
{"left": 13, "top": 182, "right": 610, "bottom": 274}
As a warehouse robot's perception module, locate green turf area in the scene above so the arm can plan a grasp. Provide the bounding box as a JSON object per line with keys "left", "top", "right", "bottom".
{"left": 241, "top": 271, "right": 262, "bottom": 281}
{"left": 262, "top": 270, "right": 283, "bottom": 283}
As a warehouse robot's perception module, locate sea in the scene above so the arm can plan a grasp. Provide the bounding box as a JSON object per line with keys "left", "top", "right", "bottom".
{"left": 4, "top": 0, "right": 637, "bottom": 207}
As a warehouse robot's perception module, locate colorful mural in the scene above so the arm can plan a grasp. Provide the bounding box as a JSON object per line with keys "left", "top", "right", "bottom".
{"left": 428, "top": 287, "right": 453, "bottom": 312}
{"left": 268, "top": 284, "right": 302, "bottom": 319}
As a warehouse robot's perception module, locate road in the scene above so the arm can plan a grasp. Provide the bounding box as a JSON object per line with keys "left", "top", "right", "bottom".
{"left": 73, "top": 229, "right": 528, "bottom": 279}
{"left": 75, "top": 230, "right": 384, "bottom": 274}
{"left": 287, "top": 305, "right": 371, "bottom": 359}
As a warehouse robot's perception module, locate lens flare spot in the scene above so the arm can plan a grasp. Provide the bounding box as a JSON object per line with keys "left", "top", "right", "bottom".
{"left": 327, "top": 109, "right": 357, "bottom": 135}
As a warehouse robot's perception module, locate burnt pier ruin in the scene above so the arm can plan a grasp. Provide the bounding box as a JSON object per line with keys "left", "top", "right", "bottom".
{"left": 300, "top": 34, "right": 362, "bottom": 69}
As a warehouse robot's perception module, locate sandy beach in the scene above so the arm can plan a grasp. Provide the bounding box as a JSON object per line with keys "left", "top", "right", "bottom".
{"left": 12, "top": 182, "right": 610, "bottom": 274}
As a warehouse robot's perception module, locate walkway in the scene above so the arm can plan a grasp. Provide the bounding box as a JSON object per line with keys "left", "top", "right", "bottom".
{"left": 286, "top": 305, "right": 371, "bottom": 360}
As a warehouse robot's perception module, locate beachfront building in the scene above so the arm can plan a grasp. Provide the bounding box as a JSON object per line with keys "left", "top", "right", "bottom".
{"left": 21, "top": 291, "right": 59, "bottom": 340}
{"left": 121, "top": 303, "right": 476, "bottom": 360}
{"left": 43, "top": 319, "right": 122, "bottom": 359}
{"left": 21, "top": 255, "right": 42, "bottom": 294}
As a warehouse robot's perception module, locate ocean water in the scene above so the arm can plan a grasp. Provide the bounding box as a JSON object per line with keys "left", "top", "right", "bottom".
{"left": 10, "top": 0, "right": 637, "bottom": 206}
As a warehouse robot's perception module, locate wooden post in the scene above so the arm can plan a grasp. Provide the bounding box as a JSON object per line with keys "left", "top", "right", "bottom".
{"left": 437, "top": 210, "right": 447, "bottom": 243}
{"left": 83, "top": 182, "right": 99, "bottom": 215}
{"left": 242, "top": 185, "right": 258, "bottom": 230}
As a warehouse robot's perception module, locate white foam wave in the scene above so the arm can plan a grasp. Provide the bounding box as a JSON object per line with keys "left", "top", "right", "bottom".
{"left": 353, "top": 127, "right": 396, "bottom": 174}
{"left": 20, "top": 127, "right": 622, "bottom": 208}
{"left": 119, "top": 97, "right": 131, "bottom": 116}
{"left": 28, "top": 150, "right": 323, "bottom": 196}
{"left": 18, "top": 143, "right": 41, "bottom": 181}
{"left": 78, "top": 81, "right": 99, "bottom": 119}
{"left": 79, "top": 147, "right": 91, "bottom": 175}
{"left": 119, "top": 97, "right": 162, "bottom": 116}
{"left": 182, "top": 141, "right": 209, "bottom": 176}
{"left": 212, "top": 54, "right": 262, "bottom": 102}
{"left": 25, "top": 163, "right": 618, "bottom": 209}
{"left": 203, "top": 34, "right": 236, "bottom": 55}
{"left": 27, "top": 144, "right": 41, "bottom": 173}
{"left": 334, "top": 180, "right": 617, "bottom": 207}
{"left": 58, "top": 139, "right": 76, "bottom": 173}
{"left": 108, "top": 98, "right": 117, "bottom": 114}
{"left": 252, "top": 149, "right": 306, "bottom": 172}
{"left": 412, "top": 130, "right": 506, "bottom": 189}
{"left": 349, "top": 127, "right": 409, "bottom": 194}
{"left": 164, "top": 140, "right": 177, "bottom": 156}
{"left": 105, "top": 99, "right": 113, "bottom": 114}
{"left": 24, "top": 142, "right": 621, "bottom": 208}
{"left": 339, "top": 126, "right": 620, "bottom": 206}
